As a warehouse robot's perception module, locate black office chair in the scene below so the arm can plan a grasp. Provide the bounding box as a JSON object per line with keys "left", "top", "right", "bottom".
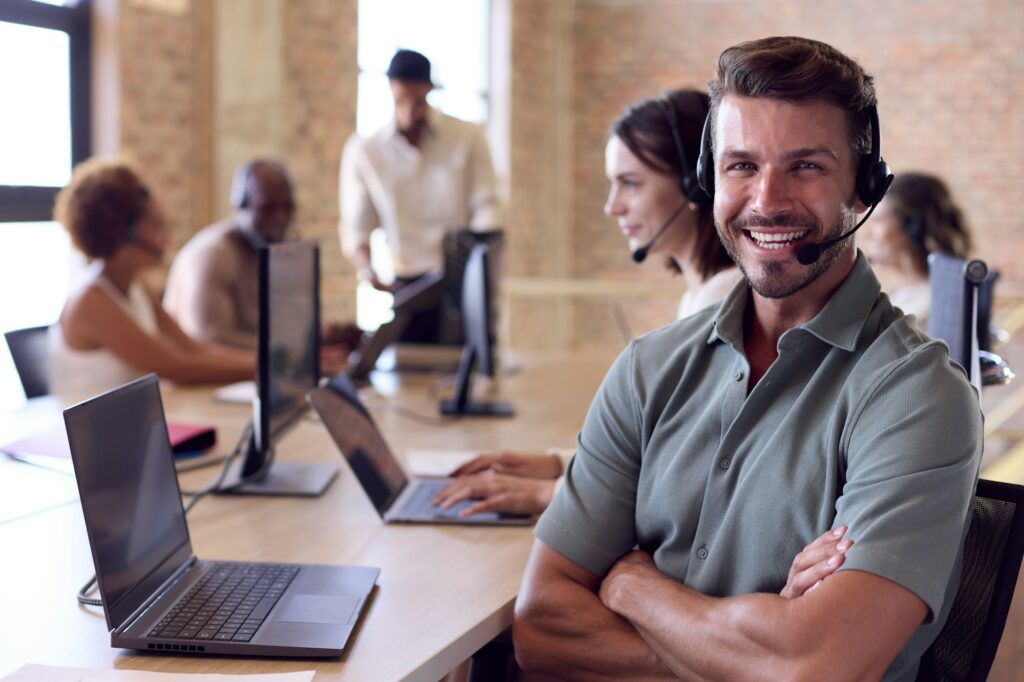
{"left": 4, "top": 325, "right": 51, "bottom": 399}
{"left": 927, "top": 254, "right": 1013, "bottom": 391}
{"left": 916, "top": 478, "right": 1024, "bottom": 681}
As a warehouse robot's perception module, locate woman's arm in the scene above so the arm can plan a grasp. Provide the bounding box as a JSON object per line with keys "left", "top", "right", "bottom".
{"left": 64, "top": 285, "right": 254, "bottom": 384}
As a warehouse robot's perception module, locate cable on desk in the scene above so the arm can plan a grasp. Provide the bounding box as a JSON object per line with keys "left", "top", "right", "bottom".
{"left": 379, "top": 403, "right": 460, "bottom": 427}
{"left": 77, "top": 421, "right": 256, "bottom": 609}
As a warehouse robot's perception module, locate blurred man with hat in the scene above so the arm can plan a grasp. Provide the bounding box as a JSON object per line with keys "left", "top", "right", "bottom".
{"left": 339, "top": 49, "right": 502, "bottom": 342}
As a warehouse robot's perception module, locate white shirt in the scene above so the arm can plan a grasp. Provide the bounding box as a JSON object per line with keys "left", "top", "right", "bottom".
{"left": 339, "top": 108, "right": 502, "bottom": 277}
{"left": 677, "top": 267, "right": 745, "bottom": 320}
{"left": 888, "top": 281, "right": 932, "bottom": 327}
{"left": 50, "top": 269, "right": 159, "bottom": 401}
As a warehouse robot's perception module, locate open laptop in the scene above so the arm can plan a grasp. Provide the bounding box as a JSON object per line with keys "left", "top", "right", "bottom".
{"left": 306, "top": 374, "right": 533, "bottom": 526}
{"left": 63, "top": 374, "right": 379, "bottom": 657}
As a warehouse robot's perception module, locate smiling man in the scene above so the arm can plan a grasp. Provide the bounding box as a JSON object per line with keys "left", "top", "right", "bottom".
{"left": 514, "top": 37, "right": 982, "bottom": 681}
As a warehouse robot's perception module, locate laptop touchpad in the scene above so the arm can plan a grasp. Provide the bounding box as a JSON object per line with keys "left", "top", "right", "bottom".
{"left": 279, "top": 594, "right": 360, "bottom": 625}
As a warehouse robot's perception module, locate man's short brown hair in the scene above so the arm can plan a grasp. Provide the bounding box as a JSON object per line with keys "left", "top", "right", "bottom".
{"left": 707, "top": 36, "right": 878, "bottom": 158}
{"left": 54, "top": 157, "right": 150, "bottom": 259}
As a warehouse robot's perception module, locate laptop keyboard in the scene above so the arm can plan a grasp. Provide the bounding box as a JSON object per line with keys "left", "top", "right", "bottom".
{"left": 148, "top": 562, "right": 299, "bottom": 642}
{"left": 400, "top": 479, "right": 480, "bottom": 519}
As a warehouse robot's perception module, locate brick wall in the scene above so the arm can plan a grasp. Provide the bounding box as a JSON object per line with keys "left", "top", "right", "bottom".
{"left": 281, "top": 0, "right": 359, "bottom": 324}
{"left": 111, "top": 0, "right": 358, "bottom": 323}
{"left": 116, "top": 0, "right": 211, "bottom": 269}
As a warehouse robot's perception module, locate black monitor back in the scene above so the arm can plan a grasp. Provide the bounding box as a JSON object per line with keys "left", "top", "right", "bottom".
{"left": 245, "top": 241, "right": 320, "bottom": 478}
{"left": 440, "top": 229, "right": 504, "bottom": 347}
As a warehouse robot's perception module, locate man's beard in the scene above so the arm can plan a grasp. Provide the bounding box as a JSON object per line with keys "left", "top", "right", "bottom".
{"left": 717, "top": 207, "right": 856, "bottom": 299}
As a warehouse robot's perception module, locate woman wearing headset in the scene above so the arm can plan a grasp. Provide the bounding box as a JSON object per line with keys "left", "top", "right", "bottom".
{"left": 434, "top": 89, "right": 741, "bottom": 517}
{"left": 862, "top": 172, "right": 974, "bottom": 325}
{"left": 50, "top": 157, "right": 255, "bottom": 400}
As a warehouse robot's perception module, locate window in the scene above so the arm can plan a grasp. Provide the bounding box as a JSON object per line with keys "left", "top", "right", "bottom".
{"left": 356, "top": 0, "right": 490, "bottom": 136}
{"left": 354, "top": 0, "right": 491, "bottom": 329}
{"left": 0, "top": 0, "right": 91, "bottom": 410}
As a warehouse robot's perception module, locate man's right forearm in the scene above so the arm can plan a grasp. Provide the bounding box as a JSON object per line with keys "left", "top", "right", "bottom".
{"left": 513, "top": 543, "right": 675, "bottom": 680}
{"left": 352, "top": 244, "right": 373, "bottom": 276}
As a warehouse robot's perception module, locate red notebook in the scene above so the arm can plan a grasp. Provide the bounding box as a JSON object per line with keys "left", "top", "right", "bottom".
{"left": 0, "top": 421, "right": 216, "bottom": 460}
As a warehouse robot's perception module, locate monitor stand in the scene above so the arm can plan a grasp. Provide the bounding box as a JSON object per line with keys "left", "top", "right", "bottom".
{"left": 219, "top": 455, "right": 339, "bottom": 497}
{"left": 438, "top": 346, "right": 515, "bottom": 418}
{"left": 439, "top": 398, "right": 515, "bottom": 417}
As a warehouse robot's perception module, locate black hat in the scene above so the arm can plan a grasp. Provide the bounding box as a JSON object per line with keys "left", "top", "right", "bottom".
{"left": 386, "top": 49, "right": 432, "bottom": 84}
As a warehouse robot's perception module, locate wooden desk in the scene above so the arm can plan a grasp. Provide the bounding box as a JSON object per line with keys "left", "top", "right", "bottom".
{"left": 0, "top": 351, "right": 615, "bottom": 681}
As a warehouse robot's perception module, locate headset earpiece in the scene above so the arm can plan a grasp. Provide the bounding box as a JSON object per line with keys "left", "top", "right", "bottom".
{"left": 854, "top": 106, "right": 894, "bottom": 207}
{"left": 657, "top": 96, "right": 709, "bottom": 206}
{"left": 230, "top": 162, "right": 255, "bottom": 209}
{"left": 123, "top": 188, "right": 150, "bottom": 243}
{"left": 903, "top": 212, "right": 926, "bottom": 247}
{"left": 696, "top": 111, "right": 714, "bottom": 199}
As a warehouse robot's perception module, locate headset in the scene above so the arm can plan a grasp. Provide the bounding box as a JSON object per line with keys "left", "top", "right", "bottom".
{"left": 230, "top": 161, "right": 256, "bottom": 209}
{"left": 695, "top": 103, "right": 893, "bottom": 265}
{"left": 903, "top": 211, "right": 926, "bottom": 249}
{"left": 656, "top": 96, "right": 709, "bottom": 206}
{"left": 122, "top": 188, "right": 163, "bottom": 259}
{"left": 631, "top": 96, "right": 709, "bottom": 264}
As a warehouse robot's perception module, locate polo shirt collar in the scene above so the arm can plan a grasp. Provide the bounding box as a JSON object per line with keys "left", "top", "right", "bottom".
{"left": 707, "top": 250, "right": 881, "bottom": 353}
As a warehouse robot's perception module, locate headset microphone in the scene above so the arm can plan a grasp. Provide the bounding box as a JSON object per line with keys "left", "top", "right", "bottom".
{"left": 632, "top": 200, "right": 689, "bottom": 263}
{"left": 131, "top": 240, "right": 165, "bottom": 260}
{"left": 793, "top": 193, "right": 886, "bottom": 266}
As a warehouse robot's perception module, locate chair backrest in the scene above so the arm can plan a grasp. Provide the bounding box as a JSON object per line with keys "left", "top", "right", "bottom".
{"left": 915, "top": 478, "right": 1024, "bottom": 681}
{"left": 4, "top": 325, "right": 51, "bottom": 399}
{"left": 928, "top": 253, "right": 988, "bottom": 392}
{"left": 976, "top": 270, "right": 999, "bottom": 353}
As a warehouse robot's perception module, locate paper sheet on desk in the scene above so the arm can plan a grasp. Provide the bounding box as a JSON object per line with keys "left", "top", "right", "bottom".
{"left": 213, "top": 380, "right": 256, "bottom": 404}
{"left": 404, "top": 448, "right": 481, "bottom": 477}
{"left": 2, "top": 665, "right": 315, "bottom": 682}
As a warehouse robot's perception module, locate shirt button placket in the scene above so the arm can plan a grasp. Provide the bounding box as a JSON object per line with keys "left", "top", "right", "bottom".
{"left": 696, "top": 546, "right": 709, "bottom": 560}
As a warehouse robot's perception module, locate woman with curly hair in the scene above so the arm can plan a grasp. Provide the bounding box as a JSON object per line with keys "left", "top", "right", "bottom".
{"left": 863, "top": 172, "right": 974, "bottom": 324}
{"left": 50, "top": 157, "right": 254, "bottom": 398}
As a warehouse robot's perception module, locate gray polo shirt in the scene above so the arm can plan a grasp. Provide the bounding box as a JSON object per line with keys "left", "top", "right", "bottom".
{"left": 536, "top": 253, "right": 982, "bottom": 681}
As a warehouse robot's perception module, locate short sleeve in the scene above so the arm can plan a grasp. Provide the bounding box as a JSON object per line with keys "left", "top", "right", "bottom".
{"left": 339, "top": 134, "right": 380, "bottom": 255}
{"left": 534, "top": 344, "right": 644, "bottom": 576}
{"left": 835, "top": 343, "right": 982, "bottom": 621}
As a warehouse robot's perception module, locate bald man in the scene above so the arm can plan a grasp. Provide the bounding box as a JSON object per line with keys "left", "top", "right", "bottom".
{"left": 164, "top": 159, "right": 296, "bottom": 349}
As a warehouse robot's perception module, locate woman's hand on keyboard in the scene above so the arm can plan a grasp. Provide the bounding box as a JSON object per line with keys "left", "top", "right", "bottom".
{"left": 449, "top": 451, "right": 563, "bottom": 480}
{"left": 433, "top": 470, "right": 556, "bottom": 517}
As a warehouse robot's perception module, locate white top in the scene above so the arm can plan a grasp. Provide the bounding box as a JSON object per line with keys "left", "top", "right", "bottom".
{"left": 677, "top": 267, "right": 745, "bottom": 320}
{"left": 339, "top": 107, "right": 502, "bottom": 277}
{"left": 888, "top": 281, "right": 931, "bottom": 327}
{"left": 49, "top": 270, "right": 159, "bottom": 401}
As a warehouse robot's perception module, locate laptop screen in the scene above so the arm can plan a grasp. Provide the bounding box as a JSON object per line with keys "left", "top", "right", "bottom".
{"left": 306, "top": 379, "right": 408, "bottom": 515}
{"left": 64, "top": 375, "right": 193, "bottom": 630}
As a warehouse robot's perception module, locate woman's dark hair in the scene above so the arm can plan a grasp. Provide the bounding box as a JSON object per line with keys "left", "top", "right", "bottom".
{"left": 54, "top": 157, "right": 151, "bottom": 259}
{"left": 885, "top": 172, "right": 973, "bottom": 271}
{"left": 610, "top": 89, "right": 732, "bottom": 280}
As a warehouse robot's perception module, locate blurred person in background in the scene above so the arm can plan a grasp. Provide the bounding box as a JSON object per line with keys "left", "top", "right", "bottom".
{"left": 863, "top": 172, "right": 973, "bottom": 325}
{"left": 50, "top": 157, "right": 254, "bottom": 400}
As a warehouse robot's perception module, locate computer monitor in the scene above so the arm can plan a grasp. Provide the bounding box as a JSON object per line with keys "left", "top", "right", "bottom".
{"left": 439, "top": 229, "right": 505, "bottom": 345}
{"left": 439, "top": 243, "right": 513, "bottom": 417}
{"left": 225, "top": 240, "right": 338, "bottom": 496}
{"left": 346, "top": 273, "right": 445, "bottom": 383}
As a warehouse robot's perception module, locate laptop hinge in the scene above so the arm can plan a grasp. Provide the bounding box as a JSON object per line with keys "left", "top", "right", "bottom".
{"left": 113, "top": 556, "right": 199, "bottom": 635}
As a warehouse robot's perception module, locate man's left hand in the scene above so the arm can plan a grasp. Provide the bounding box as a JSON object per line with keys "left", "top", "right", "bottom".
{"left": 600, "top": 550, "right": 663, "bottom": 614}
